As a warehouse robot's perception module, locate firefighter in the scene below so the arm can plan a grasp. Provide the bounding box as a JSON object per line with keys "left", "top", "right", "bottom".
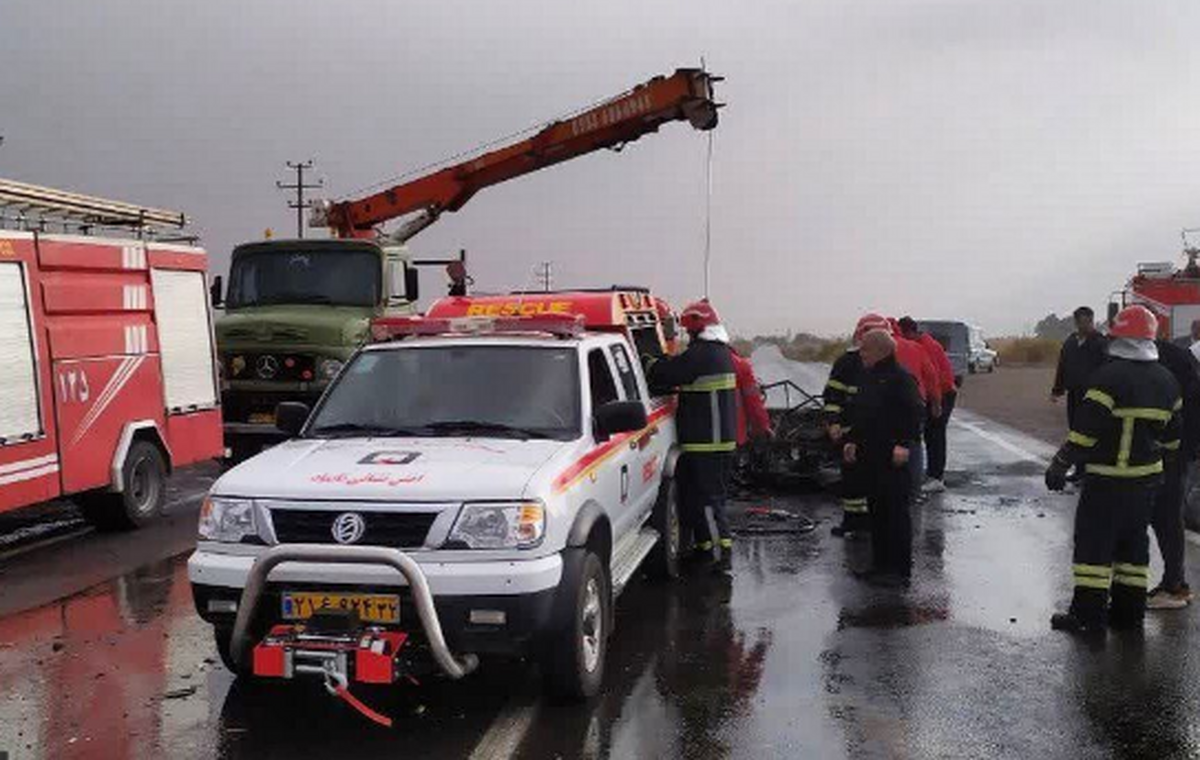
{"left": 825, "top": 314, "right": 887, "bottom": 537}
{"left": 730, "top": 346, "right": 772, "bottom": 446}
{"left": 1148, "top": 336, "right": 1200, "bottom": 609}
{"left": 1045, "top": 305, "right": 1181, "bottom": 633}
{"left": 899, "top": 317, "right": 958, "bottom": 494}
{"left": 844, "top": 329, "right": 925, "bottom": 586}
{"left": 648, "top": 300, "right": 739, "bottom": 573}
{"left": 890, "top": 318, "right": 939, "bottom": 500}
{"left": 1051, "top": 306, "right": 1109, "bottom": 479}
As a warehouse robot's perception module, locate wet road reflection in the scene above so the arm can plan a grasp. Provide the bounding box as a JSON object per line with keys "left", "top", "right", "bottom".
{"left": 4, "top": 415, "right": 1200, "bottom": 758}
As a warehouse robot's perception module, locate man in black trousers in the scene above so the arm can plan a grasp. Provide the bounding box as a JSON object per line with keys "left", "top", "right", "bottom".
{"left": 844, "top": 329, "right": 925, "bottom": 586}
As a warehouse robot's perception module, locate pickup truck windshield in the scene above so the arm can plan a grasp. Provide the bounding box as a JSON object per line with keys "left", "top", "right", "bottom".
{"left": 226, "top": 249, "right": 381, "bottom": 308}
{"left": 308, "top": 345, "right": 581, "bottom": 440}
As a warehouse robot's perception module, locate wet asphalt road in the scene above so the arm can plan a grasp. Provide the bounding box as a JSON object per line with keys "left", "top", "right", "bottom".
{"left": 5, "top": 413, "right": 1200, "bottom": 758}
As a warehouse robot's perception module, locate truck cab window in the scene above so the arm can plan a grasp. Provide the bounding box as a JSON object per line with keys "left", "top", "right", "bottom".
{"left": 588, "top": 349, "right": 619, "bottom": 411}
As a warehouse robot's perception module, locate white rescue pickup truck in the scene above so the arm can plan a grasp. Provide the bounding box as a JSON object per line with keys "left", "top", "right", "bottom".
{"left": 188, "top": 306, "right": 680, "bottom": 700}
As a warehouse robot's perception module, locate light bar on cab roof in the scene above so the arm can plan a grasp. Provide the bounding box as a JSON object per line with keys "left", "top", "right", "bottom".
{"left": 371, "top": 313, "right": 586, "bottom": 342}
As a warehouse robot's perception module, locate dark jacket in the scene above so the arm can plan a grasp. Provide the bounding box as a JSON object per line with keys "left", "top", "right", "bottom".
{"left": 648, "top": 338, "right": 737, "bottom": 454}
{"left": 823, "top": 350, "right": 864, "bottom": 428}
{"left": 848, "top": 355, "right": 924, "bottom": 463}
{"left": 1157, "top": 340, "right": 1200, "bottom": 458}
{"left": 1053, "top": 332, "right": 1108, "bottom": 395}
{"left": 1060, "top": 357, "right": 1181, "bottom": 481}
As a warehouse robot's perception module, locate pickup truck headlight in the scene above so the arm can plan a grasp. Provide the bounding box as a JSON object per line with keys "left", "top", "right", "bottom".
{"left": 448, "top": 501, "right": 545, "bottom": 549}
{"left": 198, "top": 496, "right": 257, "bottom": 542}
{"left": 318, "top": 358, "right": 344, "bottom": 381}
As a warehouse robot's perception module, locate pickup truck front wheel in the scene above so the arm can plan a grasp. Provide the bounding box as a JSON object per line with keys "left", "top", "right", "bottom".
{"left": 213, "top": 625, "right": 249, "bottom": 676}
{"left": 541, "top": 550, "right": 609, "bottom": 701}
{"left": 647, "top": 476, "right": 680, "bottom": 580}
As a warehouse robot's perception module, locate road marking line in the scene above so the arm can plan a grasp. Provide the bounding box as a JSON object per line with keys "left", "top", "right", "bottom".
{"left": 954, "top": 418, "right": 1050, "bottom": 466}
{"left": 467, "top": 697, "right": 539, "bottom": 760}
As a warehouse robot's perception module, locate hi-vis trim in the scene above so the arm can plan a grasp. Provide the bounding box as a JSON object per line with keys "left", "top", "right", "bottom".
{"left": 122, "top": 284, "right": 148, "bottom": 310}
{"left": 70, "top": 355, "right": 145, "bottom": 448}
{"left": 121, "top": 245, "right": 146, "bottom": 270}
{"left": 124, "top": 324, "right": 149, "bottom": 354}
{"left": 0, "top": 456, "right": 59, "bottom": 485}
{"left": 0, "top": 453, "right": 58, "bottom": 477}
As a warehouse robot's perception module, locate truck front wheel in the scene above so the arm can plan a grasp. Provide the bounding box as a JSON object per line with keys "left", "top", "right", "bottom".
{"left": 78, "top": 440, "right": 166, "bottom": 531}
{"left": 646, "top": 476, "right": 680, "bottom": 580}
{"left": 540, "top": 550, "right": 609, "bottom": 701}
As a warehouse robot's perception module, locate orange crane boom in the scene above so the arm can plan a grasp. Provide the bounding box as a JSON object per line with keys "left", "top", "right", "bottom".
{"left": 316, "top": 68, "right": 721, "bottom": 240}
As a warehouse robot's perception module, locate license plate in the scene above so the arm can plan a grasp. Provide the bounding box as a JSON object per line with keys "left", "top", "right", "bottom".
{"left": 248, "top": 412, "right": 276, "bottom": 425}
{"left": 281, "top": 592, "right": 401, "bottom": 624}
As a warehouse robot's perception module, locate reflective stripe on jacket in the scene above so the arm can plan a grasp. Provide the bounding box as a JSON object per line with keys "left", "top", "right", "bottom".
{"left": 648, "top": 338, "right": 738, "bottom": 453}
{"left": 1061, "top": 358, "right": 1182, "bottom": 480}
{"left": 824, "top": 350, "right": 864, "bottom": 428}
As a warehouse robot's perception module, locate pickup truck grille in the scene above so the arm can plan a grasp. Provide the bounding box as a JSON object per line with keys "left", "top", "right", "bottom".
{"left": 270, "top": 509, "right": 438, "bottom": 548}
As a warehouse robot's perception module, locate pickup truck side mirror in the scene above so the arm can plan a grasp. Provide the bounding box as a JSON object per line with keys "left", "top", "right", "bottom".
{"left": 593, "top": 400, "right": 648, "bottom": 442}
{"left": 275, "top": 402, "right": 311, "bottom": 437}
{"left": 210, "top": 275, "right": 224, "bottom": 308}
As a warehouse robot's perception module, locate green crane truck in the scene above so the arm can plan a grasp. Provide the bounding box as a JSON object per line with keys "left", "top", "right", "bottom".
{"left": 214, "top": 238, "right": 419, "bottom": 462}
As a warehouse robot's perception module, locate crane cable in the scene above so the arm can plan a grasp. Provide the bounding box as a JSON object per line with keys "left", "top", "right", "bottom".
{"left": 703, "top": 128, "right": 714, "bottom": 300}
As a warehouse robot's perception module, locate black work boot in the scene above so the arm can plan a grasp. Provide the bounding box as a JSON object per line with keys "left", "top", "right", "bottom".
{"left": 1050, "top": 611, "right": 1106, "bottom": 636}
{"left": 1109, "top": 584, "right": 1147, "bottom": 631}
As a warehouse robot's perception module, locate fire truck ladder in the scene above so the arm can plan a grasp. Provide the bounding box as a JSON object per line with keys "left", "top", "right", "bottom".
{"left": 0, "top": 177, "right": 187, "bottom": 235}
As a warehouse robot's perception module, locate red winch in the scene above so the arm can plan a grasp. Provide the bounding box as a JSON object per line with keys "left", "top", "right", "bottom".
{"left": 252, "top": 623, "right": 411, "bottom": 727}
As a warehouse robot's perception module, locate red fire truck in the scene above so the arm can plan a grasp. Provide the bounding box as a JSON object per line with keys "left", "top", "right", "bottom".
{"left": 0, "top": 179, "right": 223, "bottom": 529}
{"left": 1113, "top": 232, "right": 1200, "bottom": 339}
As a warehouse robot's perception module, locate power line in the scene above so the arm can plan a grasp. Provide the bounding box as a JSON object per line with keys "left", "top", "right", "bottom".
{"left": 276, "top": 160, "right": 323, "bottom": 238}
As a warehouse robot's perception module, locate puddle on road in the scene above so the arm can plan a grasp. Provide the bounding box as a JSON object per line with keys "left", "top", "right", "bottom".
{"left": 837, "top": 597, "right": 951, "bottom": 630}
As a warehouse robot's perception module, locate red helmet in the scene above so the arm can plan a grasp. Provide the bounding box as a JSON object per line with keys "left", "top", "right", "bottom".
{"left": 1109, "top": 305, "right": 1158, "bottom": 340}
{"left": 680, "top": 300, "right": 721, "bottom": 334}
{"left": 854, "top": 313, "right": 890, "bottom": 342}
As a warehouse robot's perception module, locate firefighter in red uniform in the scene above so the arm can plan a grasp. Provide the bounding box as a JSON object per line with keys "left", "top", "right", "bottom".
{"left": 731, "top": 349, "right": 772, "bottom": 445}
{"left": 899, "top": 317, "right": 958, "bottom": 493}
{"left": 825, "top": 314, "right": 889, "bottom": 536}
{"left": 1045, "top": 305, "right": 1182, "bottom": 634}
{"left": 648, "top": 300, "right": 740, "bottom": 573}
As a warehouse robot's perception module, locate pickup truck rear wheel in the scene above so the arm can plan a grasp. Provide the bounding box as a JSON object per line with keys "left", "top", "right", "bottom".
{"left": 541, "top": 550, "right": 609, "bottom": 701}
{"left": 646, "top": 476, "right": 680, "bottom": 580}
{"left": 77, "top": 440, "right": 166, "bottom": 531}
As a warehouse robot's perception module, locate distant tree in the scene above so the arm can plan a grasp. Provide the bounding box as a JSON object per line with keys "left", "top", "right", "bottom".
{"left": 1034, "top": 313, "right": 1075, "bottom": 341}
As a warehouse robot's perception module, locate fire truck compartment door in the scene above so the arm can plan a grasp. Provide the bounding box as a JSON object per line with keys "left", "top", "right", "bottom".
{"left": 0, "top": 262, "right": 42, "bottom": 440}
{"left": 150, "top": 269, "right": 217, "bottom": 412}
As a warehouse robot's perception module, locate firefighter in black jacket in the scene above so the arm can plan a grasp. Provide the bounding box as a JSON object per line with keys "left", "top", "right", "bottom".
{"left": 844, "top": 329, "right": 925, "bottom": 585}
{"left": 648, "top": 300, "right": 739, "bottom": 572}
{"left": 824, "top": 314, "right": 889, "bottom": 537}
{"left": 1045, "top": 305, "right": 1182, "bottom": 633}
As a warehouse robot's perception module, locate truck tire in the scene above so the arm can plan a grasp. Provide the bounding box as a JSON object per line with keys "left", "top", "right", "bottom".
{"left": 214, "top": 625, "right": 249, "bottom": 676}
{"left": 77, "top": 440, "right": 166, "bottom": 531}
{"left": 646, "top": 476, "right": 680, "bottom": 580}
{"left": 540, "top": 550, "right": 609, "bottom": 702}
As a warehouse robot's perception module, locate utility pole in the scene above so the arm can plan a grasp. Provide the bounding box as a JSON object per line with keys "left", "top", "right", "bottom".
{"left": 276, "top": 160, "right": 323, "bottom": 238}
{"left": 535, "top": 261, "right": 553, "bottom": 292}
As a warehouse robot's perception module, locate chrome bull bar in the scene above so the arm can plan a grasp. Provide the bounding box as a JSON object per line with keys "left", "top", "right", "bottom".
{"left": 230, "top": 544, "right": 480, "bottom": 680}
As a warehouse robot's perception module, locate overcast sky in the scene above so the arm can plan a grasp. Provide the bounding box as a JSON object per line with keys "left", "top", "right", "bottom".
{"left": 3, "top": 0, "right": 1199, "bottom": 337}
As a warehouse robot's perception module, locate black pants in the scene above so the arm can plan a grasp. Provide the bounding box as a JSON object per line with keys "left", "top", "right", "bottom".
{"left": 924, "top": 391, "right": 956, "bottom": 481}
{"left": 1070, "top": 478, "right": 1155, "bottom": 628}
{"left": 866, "top": 457, "right": 913, "bottom": 576}
{"left": 838, "top": 459, "right": 870, "bottom": 532}
{"left": 1152, "top": 457, "right": 1187, "bottom": 590}
{"left": 677, "top": 452, "right": 733, "bottom": 552}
